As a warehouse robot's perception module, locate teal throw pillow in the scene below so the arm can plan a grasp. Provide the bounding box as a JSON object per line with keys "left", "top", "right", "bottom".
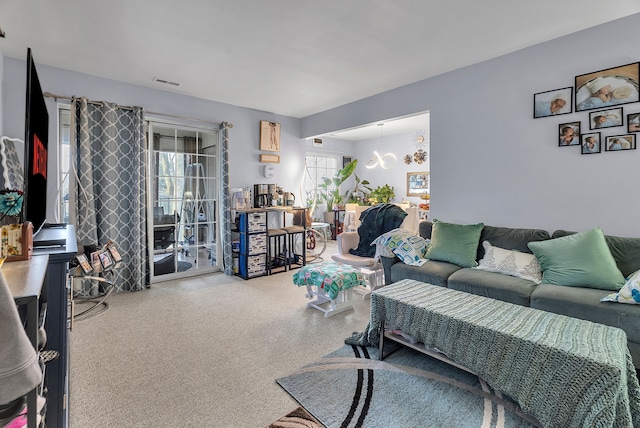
{"left": 424, "top": 219, "right": 484, "bottom": 268}
{"left": 527, "top": 227, "right": 625, "bottom": 291}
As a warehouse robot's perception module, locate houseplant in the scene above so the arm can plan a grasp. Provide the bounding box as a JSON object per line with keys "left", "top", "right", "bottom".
{"left": 319, "top": 159, "right": 358, "bottom": 210}
{"left": 368, "top": 184, "right": 395, "bottom": 204}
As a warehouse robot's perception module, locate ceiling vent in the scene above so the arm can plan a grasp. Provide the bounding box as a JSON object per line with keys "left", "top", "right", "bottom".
{"left": 153, "top": 77, "right": 181, "bottom": 87}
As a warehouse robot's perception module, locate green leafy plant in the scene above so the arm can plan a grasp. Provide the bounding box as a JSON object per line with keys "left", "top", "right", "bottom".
{"left": 347, "top": 174, "right": 372, "bottom": 204}
{"left": 368, "top": 184, "right": 395, "bottom": 204}
{"left": 319, "top": 160, "right": 358, "bottom": 209}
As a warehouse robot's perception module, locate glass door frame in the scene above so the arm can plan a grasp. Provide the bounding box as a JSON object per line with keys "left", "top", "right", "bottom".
{"left": 146, "top": 116, "right": 222, "bottom": 282}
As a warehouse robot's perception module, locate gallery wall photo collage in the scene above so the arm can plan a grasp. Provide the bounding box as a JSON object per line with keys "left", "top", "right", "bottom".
{"left": 533, "top": 62, "right": 640, "bottom": 155}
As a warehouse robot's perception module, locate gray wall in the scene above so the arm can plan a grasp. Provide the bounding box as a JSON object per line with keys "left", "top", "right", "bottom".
{"left": 303, "top": 13, "right": 640, "bottom": 237}
{"left": 1, "top": 57, "right": 307, "bottom": 221}
{"left": 2, "top": 12, "right": 639, "bottom": 236}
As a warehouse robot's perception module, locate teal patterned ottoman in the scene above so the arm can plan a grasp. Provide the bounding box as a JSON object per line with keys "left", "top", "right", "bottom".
{"left": 293, "top": 262, "right": 366, "bottom": 317}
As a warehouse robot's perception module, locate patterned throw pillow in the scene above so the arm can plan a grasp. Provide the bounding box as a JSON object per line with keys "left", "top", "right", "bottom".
{"left": 372, "top": 228, "right": 430, "bottom": 266}
{"left": 475, "top": 241, "right": 542, "bottom": 284}
{"left": 601, "top": 270, "right": 640, "bottom": 304}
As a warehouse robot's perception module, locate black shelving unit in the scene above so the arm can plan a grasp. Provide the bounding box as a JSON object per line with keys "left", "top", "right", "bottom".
{"left": 6, "top": 255, "right": 49, "bottom": 428}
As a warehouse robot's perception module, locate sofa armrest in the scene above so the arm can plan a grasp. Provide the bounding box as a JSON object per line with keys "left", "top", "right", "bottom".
{"left": 380, "top": 255, "right": 400, "bottom": 285}
{"left": 336, "top": 232, "right": 360, "bottom": 254}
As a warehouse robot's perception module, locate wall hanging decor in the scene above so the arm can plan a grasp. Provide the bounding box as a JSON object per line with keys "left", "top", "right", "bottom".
{"left": 403, "top": 154, "right": 413, "bottom": 164}
{"left": 627, "top": 113, "right": 640, "bottom": 133}
{"left": 581, "top": 132, "right": 601, "bottom": 155}
{"left": 589, "top": 107, "right": 623, "bottom": 130}
{"left": 534, "top": 87, "right": 573, "bottom": 118}
{"left": 406, "top": 172, "right": 429, "bottom": 197}
{"left": 413, "top": 149, "right": 426, "bottom": 164}
{"left": 605, "top": 134, "right": 636, "bottom": 151}
{"left": 575, "top": 62, "right": 639, "bottom": 112}
{"left": 260, "top": 153, "right": 280, "bottom": 163}
{"left": 259, "top": 120, "right": 281, "bottom": 152}
{"left": 559, "top": 122, "right": 581, "bottom": 146}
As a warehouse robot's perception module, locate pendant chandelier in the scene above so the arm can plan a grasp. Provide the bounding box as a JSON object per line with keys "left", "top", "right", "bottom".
{"left": 366, "top": 123, "right": 397, "bottom": 169}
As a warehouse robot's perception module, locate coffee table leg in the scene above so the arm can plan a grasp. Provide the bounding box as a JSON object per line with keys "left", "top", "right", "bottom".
{"left": 378, "top": 320, "right": 385, "bottom": 360}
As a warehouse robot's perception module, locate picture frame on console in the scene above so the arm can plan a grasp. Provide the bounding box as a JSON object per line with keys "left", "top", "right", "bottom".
{"left": 589, "top": 107, "right": 623, "bottom": 130}
{"left": 605, "top": 134, "right": 636, "bottom": 152}
{"left": 559, "top": 122, "right": 580, "bottom": 146}
{"left": 533, "top": 87, "right": 573, "bottom": 118}
{"left": 575, "top": 62, "right": 640, "bottom": 112}
{"left": 581, "top": 132, "right": 601, "bottom": 155}
{"left": 406, "top": 172, "right": 429, "bottom": 196}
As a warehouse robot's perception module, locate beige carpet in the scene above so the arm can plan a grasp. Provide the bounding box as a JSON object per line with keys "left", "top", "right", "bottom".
{"left": 69, "top": 246, "right": 372, "bottom": 427}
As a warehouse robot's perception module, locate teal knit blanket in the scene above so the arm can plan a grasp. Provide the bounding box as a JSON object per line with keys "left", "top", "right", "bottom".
{"left": 346, "top": 279, "right": 640, "bottom": 427}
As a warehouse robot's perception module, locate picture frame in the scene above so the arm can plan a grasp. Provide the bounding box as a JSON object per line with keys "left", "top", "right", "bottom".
{"left": 575, "top": 62, "right": 640, "bottom": 112}
{"left": 343, "top": 156, "right": 353, "bottom": 168}
{"left": 259, "top": 153, "right": 280, "bottom": 163}
{"left": 259, "top": 120, "right": 280, "bottom": 152}
{"left": 76, "top": 253, "right": 93, "bottom": 275}
{"left": 406, "top": 172, "right": 429, "bottom": 196}
{"left": 108, "top": 245, "right": 123, "bottom": 264}
{"left": 605, "top": 134, "right": 636, "bottom": 152}
{"left": 90, "top": 250, "right": 103, "bottom": 273}
{"left": 589, "top": 107, "right": 623, "bottom": 130}
{"left": 558, "top": 122, "right": 580, "bottom": 146}
{"left": 98, "top": 250, "right": 114, "bottom": 271}
{"left": 580, "top": 132, "right": 601, "bottom": 155}
{"left": 628, "top": 113, "right": 640, "bottom": 133}
{"left": 533, "top": 87, "right": 573, "bottom": 118}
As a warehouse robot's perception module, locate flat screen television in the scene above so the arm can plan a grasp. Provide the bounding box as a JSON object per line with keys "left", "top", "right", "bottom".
{"left": 23, "top": 47, "right": 49, "bottom": 236}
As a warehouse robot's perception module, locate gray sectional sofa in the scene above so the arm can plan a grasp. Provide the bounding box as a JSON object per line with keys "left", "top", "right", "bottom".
{"left": 380, "top": 220, "right": 640, "bottom": 368}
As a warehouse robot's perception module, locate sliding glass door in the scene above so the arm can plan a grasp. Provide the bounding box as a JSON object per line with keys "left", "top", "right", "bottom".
{"left": 147, "top": 120, "right": 221, "bottom": 282}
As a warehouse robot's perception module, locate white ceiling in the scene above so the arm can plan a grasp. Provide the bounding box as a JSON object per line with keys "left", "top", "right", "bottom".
{"left": 2, "top": 1, "right": 640, "bottom": 138}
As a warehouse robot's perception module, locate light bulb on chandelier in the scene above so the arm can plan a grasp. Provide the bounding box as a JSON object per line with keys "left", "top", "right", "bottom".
{"left": 366, "top": 123, "right": 397, "bottom": 169}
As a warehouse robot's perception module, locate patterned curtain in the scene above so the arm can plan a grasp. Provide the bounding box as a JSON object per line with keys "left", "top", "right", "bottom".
{"left": 71, "top": 97, "right": 148, "bottom": 292}
{"left": 220, "top": 122, "right": 233, "bottom": 275}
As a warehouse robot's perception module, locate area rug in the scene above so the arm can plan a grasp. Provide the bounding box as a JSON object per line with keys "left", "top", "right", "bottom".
{"left": 267, "top": 406, "right": 322, "bottom": 428}
{"left": 276, "top": 344, "right": 541, "bottom": 428}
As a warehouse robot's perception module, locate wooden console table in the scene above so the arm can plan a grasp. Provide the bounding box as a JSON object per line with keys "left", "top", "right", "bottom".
{"left": 363, "top": 279, "right": 640, "bottom": 428}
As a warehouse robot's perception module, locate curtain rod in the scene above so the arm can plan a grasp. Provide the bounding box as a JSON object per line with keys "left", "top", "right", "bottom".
{"left": 43, "top": 91, "right": 229, "bottom": 128}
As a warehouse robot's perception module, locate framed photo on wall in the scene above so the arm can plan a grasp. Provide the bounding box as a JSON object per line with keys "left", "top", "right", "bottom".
{"left": 343, "top": 156, "right": 353, "bottom": 168}
{"left": 559, "top": 122, "right": 580, "bottom": 146}
{"left": 605, "top": 134, "right": 636, "bottom": 151}
{"left": 259, "top": 120, "right": 281, "bottom": 152}
{"left": 406, "top": 172, "right": 429, "bottom": 196}
{"left": 575, "top": 62, "right": 640, "bottom": 112}
{"left": 589, "top": 107, "right": 623, "bottom": 130}
{"left": 628, "top": 113, "right": 640, "bottom": 132}
{"left": 533, "top": 87, "right": 573, "bottom": 118}
{"left": 581, "top": 132, "right": 601, "bottom": 155}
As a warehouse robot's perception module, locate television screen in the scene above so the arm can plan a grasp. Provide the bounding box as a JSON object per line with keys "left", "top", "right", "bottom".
{"left": 23, "top": 48, "right": 49, "bottom": 235}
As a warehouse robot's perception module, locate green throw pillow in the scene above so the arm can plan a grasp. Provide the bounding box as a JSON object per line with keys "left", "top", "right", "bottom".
{"left": 527, "top": 227, "right": 625, "bottom": 290}
{"left": 424, "top": 219, "right": 484, "bottom": 268}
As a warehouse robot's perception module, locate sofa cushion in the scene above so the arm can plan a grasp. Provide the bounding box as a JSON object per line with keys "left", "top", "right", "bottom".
{"left": 531, "top": 283, "right": 640, "bottom": 343}
{"left": 448, "top": 268, "right": 537, "bottom": 307}
{"left": 373, "top": 228, "right": 429, "bottom": 266}
{"left": 528, "top": 227, "right": 625, "bottom": 291}
{"left": 475, "top": 241, "right": 542, "bottom": 284}
{"left": 390, "top": 259, "right": 460, "bottom": 287}
{"left": 424, "top": 219, "right": 484, "bottom": 268}
{"left": 601, "top": 269, "right": 640, "bottom": 304}
{"left": 553, "top": 229, "right": 640, "bottom": 278}
{"left": 477, "top": 225, "right": 551, "bottom": 260}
